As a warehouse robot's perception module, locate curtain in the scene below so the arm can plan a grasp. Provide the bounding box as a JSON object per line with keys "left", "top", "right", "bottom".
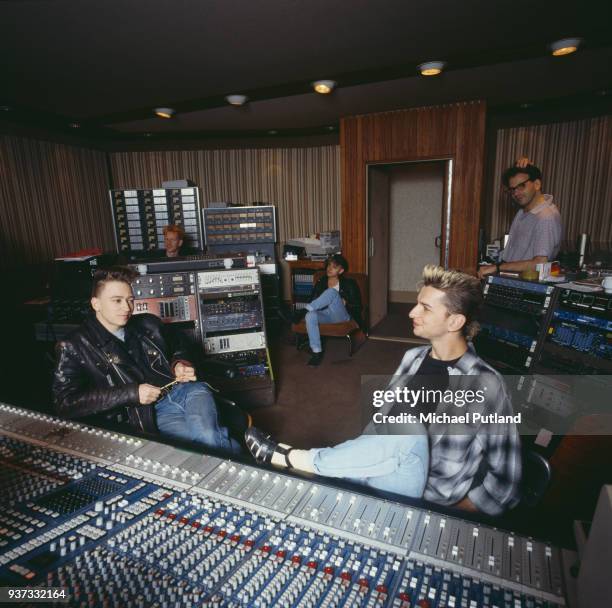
{"left": 0, "top": 135, "right": 113, "bottom": 270}
{"left": 110, "top": 146, "right": 341, "bottom": 244}
{"left": 488, "top": 116, "right": 611, "bottom": 251}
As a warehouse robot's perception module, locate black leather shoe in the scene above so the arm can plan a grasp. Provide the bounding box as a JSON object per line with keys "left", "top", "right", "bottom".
{"left": 245, "top": 427, "right": 293, "bottom": 468}
{"left": 307, "top": 352, "right": 324, "bottom": 366}
{"left": 298, "top": 340, "right": 313, "bottom": 354}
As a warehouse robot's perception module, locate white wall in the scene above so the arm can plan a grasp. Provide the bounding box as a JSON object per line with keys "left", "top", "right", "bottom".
{"left": 389, "top": 162, "right": 444, "bottom": 300}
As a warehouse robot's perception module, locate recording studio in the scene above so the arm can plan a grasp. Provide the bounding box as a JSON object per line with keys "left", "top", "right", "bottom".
{"left": 1, "top": 2, "right": 611, "bottom": 607}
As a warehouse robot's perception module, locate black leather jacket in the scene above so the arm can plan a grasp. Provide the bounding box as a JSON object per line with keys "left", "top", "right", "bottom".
{"left": 311, "top": 275, "right": 362, "bottom": 327}
{"left": 52, "top": 314, "right": 191, "bottom": 434}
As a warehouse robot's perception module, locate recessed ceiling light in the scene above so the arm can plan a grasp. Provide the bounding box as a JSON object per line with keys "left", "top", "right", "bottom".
{"left": 154, "top": 107, "right": 175, "bottom": 119}
{"left": 268, "top": 129, "right": 278, "bottom": 135}
{"left": 0, "top": 105, "right": 10, "bottom": 112}
{"left": 69, "top": 122, "right": 80, "bottom": 129}
{"left": 520, "top": 103, "right": 533, "bottom": 109}
{"left": 143, "top": 132, "right": 153, "bottom": 137}
{"left": 312, "top": 80, "right": 336, "bottom": 94}
{"left": 550, "top": 38, "right": 582, "bottom": 57}
{"left": 418, "top": 61, "right": 446, "bottom": 76}
{"left": 225, "top": 94, "right": 248, "bottom": 106}
{"left": 327, "top": 126, "right": 335, "bottom": 131}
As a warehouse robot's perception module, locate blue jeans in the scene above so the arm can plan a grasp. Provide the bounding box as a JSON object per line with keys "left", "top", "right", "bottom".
{"left": 155, "top": 382, "right": 241, "bottom": 455}
{"left": 309, "top": 433, "right": 429, "bottom": 498}
{"left": 305, "top": 288, "right": 351, "bottom": 352}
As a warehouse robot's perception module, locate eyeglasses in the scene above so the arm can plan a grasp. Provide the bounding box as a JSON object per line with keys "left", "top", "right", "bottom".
{"left": 505, "top": 177, "right": 532, "bottom": 194}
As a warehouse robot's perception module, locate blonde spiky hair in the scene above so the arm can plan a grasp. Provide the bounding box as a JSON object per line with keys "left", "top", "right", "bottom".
{"left": 419, "top": 265, "right": 483, "bottom": 339}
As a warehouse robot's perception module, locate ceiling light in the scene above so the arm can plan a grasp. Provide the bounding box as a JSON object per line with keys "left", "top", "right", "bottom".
{"left": 225, "top": 94, "right": 248, "bottom": 106}
{"left": 154, "top": 107, "right": 175, "bottom": 119}
{"left": 0, "top": 105, "right": 10, "bottom": 112}
{"left": 550, "top": 38, "right": 582, "bottom": 57}
{"left": 418, "top": 61, "right": 446, "bottom": 76}
{"left": 312, "top": 80, "right": 336, "bottom": 94}
{"left": 268, "top": 129, "right": 278, "bottom": 135}
{"left": 143, "top": 132, "right": 153, "bottom": 137}
{"left": 520, "top": 103, "right": 533, "bottom": 109}
{"left": 327, "top": 126, "right": 335, "bottom": 131}
{"left": 69, "top": 122, "right": 80, "bottom": 128}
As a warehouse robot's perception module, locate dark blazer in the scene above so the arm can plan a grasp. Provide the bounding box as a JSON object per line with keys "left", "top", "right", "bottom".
{"left": 52, "top": 313, "right": 191, "bottom": 434}
{"left": 311, "top": 275, "right": 363, "bottom": 327}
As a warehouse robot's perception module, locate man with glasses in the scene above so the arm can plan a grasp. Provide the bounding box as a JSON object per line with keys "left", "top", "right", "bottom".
{"left": 478, "top": 160, "right": 561, "bottom": 278}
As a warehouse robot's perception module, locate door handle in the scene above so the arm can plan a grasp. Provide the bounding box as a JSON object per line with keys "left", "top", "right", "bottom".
{"left": 434, "top": 235, "right": 442, "bottom": 249}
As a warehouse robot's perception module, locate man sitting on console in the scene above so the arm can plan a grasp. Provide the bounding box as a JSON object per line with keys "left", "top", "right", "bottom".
{"left": 297, "top": 254, "right": 362, "bottom": 366}
{"left": 247, "top": 265, "right": 522, "bottom": 516}
{"left": 53, "top": 267, "right": 246, "bottom": 454}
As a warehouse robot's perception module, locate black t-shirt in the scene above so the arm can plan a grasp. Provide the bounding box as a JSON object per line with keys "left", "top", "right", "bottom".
{"left": 405, "top": 353, "right": 462, "bottom": 426}
{"left": 415, "top": 353, "right": 461, "bottom": 387}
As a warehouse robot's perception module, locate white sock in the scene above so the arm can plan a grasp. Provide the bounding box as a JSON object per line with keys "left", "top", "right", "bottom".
{"left": 270, "top": 445, "right": 315, "bottom": 473}
{"left": 286, "top": 449, "right": 315, "bottom": 473}
{"left": 270, "top": 443, "right": 292, "bottom": 468}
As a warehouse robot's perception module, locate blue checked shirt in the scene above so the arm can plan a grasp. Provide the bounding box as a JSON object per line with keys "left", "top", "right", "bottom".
{"left": 388, "top": 344, "right": 522, "bottom": 516}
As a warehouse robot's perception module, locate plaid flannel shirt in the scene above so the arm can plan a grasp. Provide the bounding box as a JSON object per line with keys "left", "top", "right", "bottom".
{"left": 389, "top": 344, "right": 522, "bottom": 516}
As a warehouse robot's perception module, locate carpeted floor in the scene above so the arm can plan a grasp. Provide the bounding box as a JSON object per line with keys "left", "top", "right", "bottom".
{"left": 251, "top": 328, "right": 416, "bottom": 449}
{"left": 368, "top": 302, "right": 427, "bottom": 345}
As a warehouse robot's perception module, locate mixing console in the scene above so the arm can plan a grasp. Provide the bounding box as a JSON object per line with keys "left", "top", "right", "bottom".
{"left": 476, "top": 277, "right": 557, "bottom": 372}
{"left": 534, "top": 288, "right": 612, "bottom": 375}
{"left": 0, "top": 403, "right": 571, "bottom": 607}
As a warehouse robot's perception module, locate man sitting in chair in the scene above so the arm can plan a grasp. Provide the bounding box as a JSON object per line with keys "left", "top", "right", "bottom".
{"left": 299, "top": 254, "right": 362, "bottom": 366}
{"left": 247, "top": 265, "right": 522, "bottom": 516}
{"left": 53, "top": 267, "right": 247, "bottom": 454}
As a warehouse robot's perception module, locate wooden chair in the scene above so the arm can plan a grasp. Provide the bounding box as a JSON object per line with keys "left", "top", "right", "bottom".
{"left": 291, "top": 271, "right": 368, "bottom": 356}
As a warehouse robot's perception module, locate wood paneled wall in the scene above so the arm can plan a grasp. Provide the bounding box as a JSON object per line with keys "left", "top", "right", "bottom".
{"left": 340, "top": 101, "right": 487, "bottom": 273}
{"left": 0, "top": 135, "right": 113, "bottom": 271}
{"left": 109, "top": 147, "right": 341, "bottom": 244}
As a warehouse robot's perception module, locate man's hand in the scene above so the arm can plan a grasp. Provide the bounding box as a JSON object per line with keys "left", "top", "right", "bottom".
{"left": 453, "top": 496, "right": 479, "bottom": 512}
{"left": 174, "top": 362, "right": 197, "bottom": 383}
{"left": 478, "top": 264, "right": 497, "bottom": 279}
{"left": 138, "top": 383, "right": 162, "bottom": 405}
{"left": 515, "top": 156, "right": 531, "bottom": 168}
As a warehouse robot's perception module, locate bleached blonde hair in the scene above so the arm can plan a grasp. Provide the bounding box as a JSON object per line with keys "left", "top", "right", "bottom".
{"left": 419, "top": 265, "right": 483, "bottom": 339}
